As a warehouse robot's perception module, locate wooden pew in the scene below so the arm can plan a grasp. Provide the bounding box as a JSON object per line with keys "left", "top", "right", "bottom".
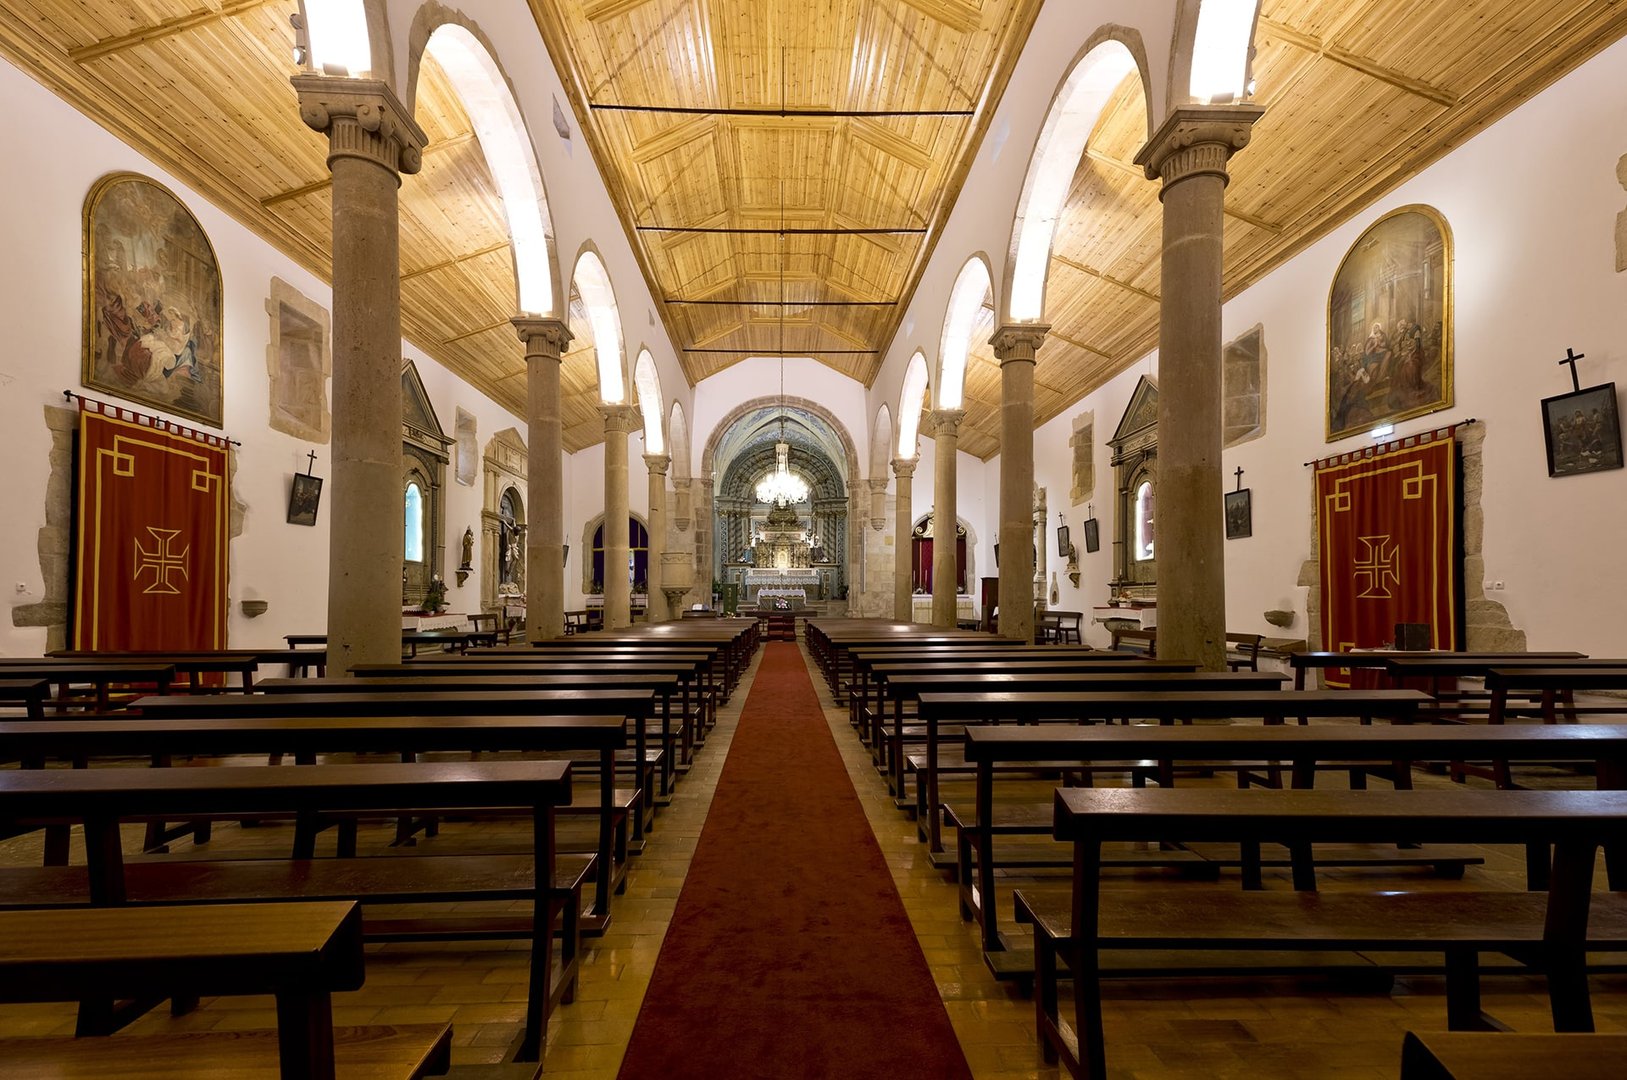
{"left": 1385, "top": 656, "right": 1627, "bottom": 721}
{"left": 1400, "top": 1030, "right": 1627, "bottom": 1079}
{"left": 0, "top": 677, "right": 48, "bottom": 720}
{"left": 1486, "top": 666, "right": 1627, "bottom": 724}
{"left": 0, "top": 714, "right": 627, "bottom": 929}
{"left": 1027, "top": 787, "right": 1627, "bottom": 1078}
{"left": 48, "top": 650, "right": 264, "bottom": 692}
{"left": 0, "top": 660, "right": 176, "bottom": 711}
{"left": 0, "top": 760, "right": 574, "bottom": 1063}
{"left": 1288, "top": 650, "right": 1588, "bottom": 690}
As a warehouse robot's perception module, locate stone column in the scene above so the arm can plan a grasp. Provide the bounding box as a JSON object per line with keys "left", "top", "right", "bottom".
{"left": 991, "top": 325, "right": 1048, "bottom": 642}
{"left": 294, "top": 76, "right": 426, "bottom": 675}
{"left": 1135, "top": 105, "right": 1262, "bottom": 670}
{"left": 929, "top": 409, "right": 965, "bottom": 628}
{"left": 891, "top": 457, "right": 917, "bottom": 622}
{"left": 600, "top": 404, "right": 636, "bottom": 629}
{"left": 644, "top": 453, "right": 670, "bottom": 622}
{"left": 513, "top": 318, "right": 571, "bottom": 641}
{"left": 698, "top": 477, "right": 715, "bottom": 608}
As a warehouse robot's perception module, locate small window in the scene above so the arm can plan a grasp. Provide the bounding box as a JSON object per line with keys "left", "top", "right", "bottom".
{"left": 1133, "top": 481, "right": 1155, "bottom": 562}
{"left": 405, "top": 483, "right": 424, "bottom": 563}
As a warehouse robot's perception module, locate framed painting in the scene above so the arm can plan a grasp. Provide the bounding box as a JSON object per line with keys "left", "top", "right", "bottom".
{"left": 1325, "top": 205, "right": 1452, "bottom": 442}
{"left": 1542, "top": 383, "right": 1623, "bottom": 477}
{"left": 83, "top": 172, "right": 223, "bottom": 428}
{"left": 1082, "top": 517, "right": 1100, "bottom": 553}
{"left": 1224, "top": 488, "right": 1252, "bottom": 540}
{"left": 1056, "top": 524, "right": 1071, "bottom": 559}
{"left": 287, "top": 472, "right": 323, "bottom": 526}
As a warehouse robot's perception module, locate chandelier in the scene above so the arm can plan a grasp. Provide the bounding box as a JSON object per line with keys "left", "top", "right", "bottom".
{"left": 756, "top": 440, "right": 809, "bottom": 506}
{"left": 754, "top": 173, "right": 808, "bottom": 510}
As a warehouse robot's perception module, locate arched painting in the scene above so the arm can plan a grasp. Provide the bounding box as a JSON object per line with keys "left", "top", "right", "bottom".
{"left": 1325, "top": 205, "right": 1452, "bottom": 442}
{"left": 83, "top": 172, "right": 224, "bottom": 427}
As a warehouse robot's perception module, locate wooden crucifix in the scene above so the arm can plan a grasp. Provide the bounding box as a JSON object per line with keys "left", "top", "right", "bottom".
{"left": 1234, "top": 466, "right": 1245, "bottom": 492}
{"left": 1558, "top": 348, "right": 1585, "bottom": 393}
{"left": 304, "top": 450, "right": 318, "bottom": 476}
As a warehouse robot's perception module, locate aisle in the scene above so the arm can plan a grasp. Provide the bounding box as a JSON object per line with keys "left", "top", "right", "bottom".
{"left": 616, "top": 642, "right": 973, "bottom": 1079}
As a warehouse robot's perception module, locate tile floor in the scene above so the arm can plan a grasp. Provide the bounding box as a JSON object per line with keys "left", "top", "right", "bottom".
{"left": 1, "top": 642, "right": 1624, "bottom": 1079}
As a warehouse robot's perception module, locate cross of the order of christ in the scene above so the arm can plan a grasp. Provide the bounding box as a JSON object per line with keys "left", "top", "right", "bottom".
{"left": 1559, "top": 347, "right": 1585, "bottom": 393}
{"left": 1234, "top": 466, "right": 1245, "bottom": 492}
{"left": 305, "top": 450, "right": 318, "bottom": 476}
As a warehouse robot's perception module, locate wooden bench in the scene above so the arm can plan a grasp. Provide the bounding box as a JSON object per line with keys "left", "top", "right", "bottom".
{"left": 1399, "top": 1030, "right": 1627, "bottom": 1079}
{"left": 563, "top": 610, "right": 589, "bottom": 635}
{"left": 1108, "top": 627, "right": 1156, "bottom": 656}
{"left": 0, "top": 677, "right": 48, "bottom": 720}
{"left": 48, "top": 650, "right": 265, "bottom": 692}
{"left": 0, "top": 760, "right": 576, "bottom": 1064}
{"left": 0, "top": 713, "right": 628, "bottom": 929}
{"left": 1024, "top": 787, "right": 1627, "bottom": 1078}
{"left": 1039, "top": 611, "right": 1084, "bottom": 644}
{"left": 0, "top": 900, "right": 394, "bottom": 1080}
{"left": 0, "top": 660, "right": 177, "bottom": 711}
{"left": 1225, "top": 632, "right": 1263, "bottom": 671}
{"left": 1287, "top": 650, "right": 1588, "bottom": 691}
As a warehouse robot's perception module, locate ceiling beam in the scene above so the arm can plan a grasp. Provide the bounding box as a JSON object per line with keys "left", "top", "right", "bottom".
{"left": 442, "top": 318, "right": 516, "bottom": 346}
{"left": 402, "top": 240, "right": 514, "bottom": 282}
{"left": 590, "top": 103, "right": 974, "bottom": 118}
{"left": 68, "top": 0, "right": 275, "bottom": 63}
{"left": 1083, "top": 148, "right": 1281, "bottom": 233}
{"left": 1050, "top": 253, "right": 1159, "bottom": 303}
{"left": 1258, "top": 16, "right": 1461, "bottom": 109}
{"left": 636, "top": 225, "right": 926, "bottom": 235}
{"left": 683, "top": 349, "right": 876, "bottom": 355}
{"left": 665, "top": 298, "right": 896, "bottom": 306}
{"left": 1045, "top": 329, "right": 1113, "bottom": 362}
{"left": 260, "top": 132, "right": 478, "bottom": 208}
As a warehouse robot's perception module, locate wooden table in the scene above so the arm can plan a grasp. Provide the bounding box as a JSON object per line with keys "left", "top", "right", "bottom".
{"left": 0, "top": 760, "right": 574, "bottom": 1063}
{"left": 0, "top": 900, "right": 368, "bottom": 1077}
{"left": 1042, "top": 788, "right": 1627, "bottom": 1079}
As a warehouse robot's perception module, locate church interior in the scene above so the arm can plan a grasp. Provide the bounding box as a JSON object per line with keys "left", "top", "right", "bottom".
{"left": 4, "top": 0, "right": 1627, "bottom": 1077}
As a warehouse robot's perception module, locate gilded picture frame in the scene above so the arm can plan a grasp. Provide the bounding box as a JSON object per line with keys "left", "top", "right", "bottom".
{"left": 83, "top": 172, "right": 224, "bottom": 428}
{"left": 1325, "top": 205, "right": 1453, "bottom": 442}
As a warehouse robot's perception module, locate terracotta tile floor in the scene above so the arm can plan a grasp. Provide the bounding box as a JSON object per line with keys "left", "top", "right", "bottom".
{"left": 2, "top": 644, "right": 1625, "bottom": 1079}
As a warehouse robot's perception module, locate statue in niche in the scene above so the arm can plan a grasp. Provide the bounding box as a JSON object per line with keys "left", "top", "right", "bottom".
{"left": 459, "top": 527, "right": 474, "bottom": 571}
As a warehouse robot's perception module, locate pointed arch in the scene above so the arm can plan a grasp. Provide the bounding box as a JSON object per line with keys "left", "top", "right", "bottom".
{"left": 572, "top": 247, "right": 625, "bottom": 403}
{"left": 870, "top": 405, "right": 894, "bottom": 480}
{"left": 897, "top": 351, "right": 930, "bottom": 458}
{"left": 1004, "top": 31, "right": 1150, "bottom": 323}
{"left": 633, "top": 348, "right": 665, "bottom": 453}
{"left": 938, "top": 257, "right": 992, "bottom": 410}
{"left": 406, "top": 12, "right": 559, "bottom": 316}
{"left": 668, "top": 401, "right": 691, "bottom": 480}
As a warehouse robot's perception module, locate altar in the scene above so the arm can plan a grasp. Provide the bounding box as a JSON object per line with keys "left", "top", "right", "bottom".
{"left": 744, "top": 569, "right": 822, "bottom": 603}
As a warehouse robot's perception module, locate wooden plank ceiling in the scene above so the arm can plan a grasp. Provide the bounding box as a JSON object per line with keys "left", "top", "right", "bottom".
{"left": 2, "top": 2, "right": 1624, "bottom": 458}
{"left": 527, "top": 0, "right": 1046, "bottom": 386}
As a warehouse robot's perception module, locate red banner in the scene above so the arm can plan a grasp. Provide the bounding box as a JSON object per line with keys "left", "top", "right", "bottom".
{"left": 72, "top": 401, "right": 230, "bottom": 650}
{"left": 1316, "top": 433, "right": 1461, "bottom": 686}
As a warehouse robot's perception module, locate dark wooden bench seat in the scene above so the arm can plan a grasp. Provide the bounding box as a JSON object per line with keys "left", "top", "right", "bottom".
{"left": 0, "top": 660, "right": 177, "bottom": 711}
{"left": 0, "top": 1024, "right": 454, "bottom": 1080}
{"left": 0, "top": 677, "right": 49, "bottom": 720}
{"left": 0, "top": 760, "right": 576, "bottom": 1063}
{"left": 1400, "top": 1030, "right": 1627, "bottom": 1079}
{"left": 1028, "top": 786, "right": 1627, "bottom": 1078}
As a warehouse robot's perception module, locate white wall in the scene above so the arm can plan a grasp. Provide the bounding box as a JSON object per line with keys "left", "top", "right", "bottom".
{"left": 0, "top": 54, "right": 525, "bottom": 655}
{"left": 1021, "top": 34, "right": 1627, "bottom": 652}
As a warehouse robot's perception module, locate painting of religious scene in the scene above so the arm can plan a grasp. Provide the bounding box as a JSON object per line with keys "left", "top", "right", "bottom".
{"left": 1543, "top": 383, "right": 1623, "bottom": 478}
{"left": 83, "top": 172, "right": 223, "bottom": 427}
{"left": 1326, "top": 205, "right": 1452, "bottom": 442}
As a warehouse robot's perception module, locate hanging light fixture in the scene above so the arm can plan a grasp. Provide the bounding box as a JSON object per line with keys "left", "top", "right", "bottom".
{"left": 756, "top": 177, "right": 809, "bottom": 508}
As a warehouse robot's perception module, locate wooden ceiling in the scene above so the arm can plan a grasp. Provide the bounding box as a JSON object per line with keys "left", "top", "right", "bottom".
{"left": 3, "top": 2, "right": 1625, "bottom": 459}
{"left": 527, "top": 0, "right": 1046, "bottom": 386}
{"left": 948, "top": 0, "right": 1627, "bottom": 459}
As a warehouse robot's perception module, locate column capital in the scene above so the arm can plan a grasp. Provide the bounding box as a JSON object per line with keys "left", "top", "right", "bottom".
{"left": 891, "top": 456, "right": 918, "bottom": 480}
{"left": 991, "top": 323, "right": 1050, "bottom": 364}
{"left": 513, "top": 316, "right": 572, "bottom": 359}
{"left": 599, "top": 402, "right": 638, "bottom": 434}
{"left": 643, "top": 452, "right": 671, "bottom": 476}
{"left": 292, "top": 74, "right": 427, "bottom": 177}
{"left": 928, "top": 408, "right": 966, "bottom": 439}
{"left": 866, "top": 477, "right": 889, "bottom": 494}
{"left": 1134, "top": 104, "right": 1264, "bottom": 191}
{"left": 671, "top": 476, "right": 693, "bottom": 492}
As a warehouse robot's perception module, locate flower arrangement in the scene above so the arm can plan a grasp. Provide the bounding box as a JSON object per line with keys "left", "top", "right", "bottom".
{"left": 422, "top": 575, "right": 448, "bottom": 614}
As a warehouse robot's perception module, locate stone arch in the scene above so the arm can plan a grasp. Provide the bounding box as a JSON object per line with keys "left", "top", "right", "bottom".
{"left": 668, "top": 401, "right": 691, "bottom": 480}
{"left": 632, "top": 348, "right": 665, "bottom": 453}
{"left": 937, "top": 255, "right": 994, "bottom": 410}
{"left": 571, "top": 245, "right": 625, "bottom": 403}
{"left": 908, "top": 510, "right": 980, "bottom": 595}
{"left": 1003, "top": 30, "right": 1152, "bottom": 323}
{"left": 1169, "top": 0, "right": 1262, "bottom": 109}
{"left": 700, "top": 395, "right": 861, "bottom": 485}
{"left": 897, "top": 351, "right": 930, "bottom": 459}
{"left": 580, "top": 510, "right": 651, "bottom": 595}
{"left": 403, "top": 9, "right": 560, "bottom": 316}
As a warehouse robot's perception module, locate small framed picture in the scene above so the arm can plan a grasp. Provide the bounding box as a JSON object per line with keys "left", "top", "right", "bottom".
{"left": 1056, "top": 524, "right": 1071, "bottom": 558}
{"left": 1224, "top": 488, "right": 1252, "bottom": 540}
{"left": 287, "top": 472, "right": 323, "bottom": 526}
{"left": 1542, "top": 382, "right": 1623, "bottom": 478}
{"left": 1083, "top": 517, "right": 1100, "bottom": 553}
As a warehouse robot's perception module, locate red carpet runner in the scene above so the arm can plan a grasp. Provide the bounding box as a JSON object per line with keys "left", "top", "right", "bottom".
{"left": 616, "top": 642, "right": 973, "bottom": 1079}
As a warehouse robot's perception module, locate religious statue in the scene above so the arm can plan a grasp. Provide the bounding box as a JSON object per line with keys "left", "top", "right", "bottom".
{"left": 459, "top": 526, "right": 474, "bottom": 571}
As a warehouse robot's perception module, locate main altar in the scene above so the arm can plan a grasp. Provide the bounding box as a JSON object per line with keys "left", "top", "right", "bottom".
{"left": 742, "top": 502, "right": 825, "bottom": 604}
